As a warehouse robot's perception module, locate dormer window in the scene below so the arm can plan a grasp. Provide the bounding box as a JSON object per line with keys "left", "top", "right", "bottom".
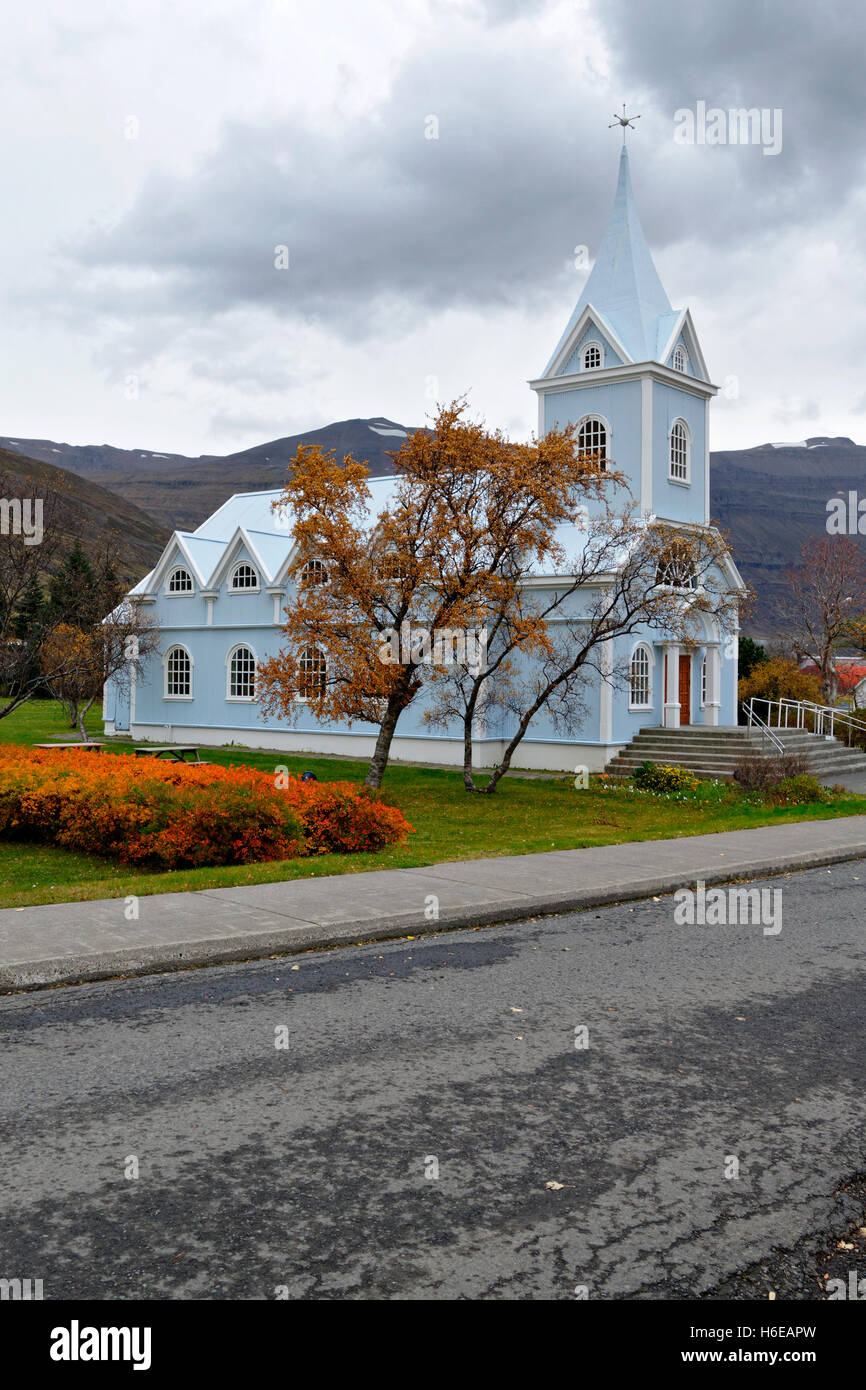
{"left": 229, "top": 562, "right": 259, "bottom": 591}
{"left": 300, "top": 558, "right": 329, "bottom": 586}
{"left": 669, "top": 419, "right": 691, "bottom": 484}
{"left": 167, "top": 566, "right": 193, "bottom": 594}
{"left": 576, "top": 416, "right": 608, "bottom": 471}
{"left": 581, "top": 342, "right": 603, "bottom": 370}
{"left": 673, "top": 345, "right": 687, "bottom": 373}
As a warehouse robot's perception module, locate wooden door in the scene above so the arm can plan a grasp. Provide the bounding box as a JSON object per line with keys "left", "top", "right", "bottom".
{"left": 679, "top": 654, "right": 691, "bottom": 725}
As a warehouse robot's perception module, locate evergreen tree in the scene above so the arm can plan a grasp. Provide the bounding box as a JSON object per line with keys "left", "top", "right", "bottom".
{"left": 48, "top": 541, "right": 99, "bottom": 628}
{"left": 738, "top": 636, "right": 768, "bottom": 682}
{"left": 12, "top": 574, "right": 47, "bottom": 642}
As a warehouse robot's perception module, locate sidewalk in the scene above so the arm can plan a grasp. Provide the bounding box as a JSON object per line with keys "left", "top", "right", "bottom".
{"left": 2, "top": 816, "right": 866, "bottom": 991}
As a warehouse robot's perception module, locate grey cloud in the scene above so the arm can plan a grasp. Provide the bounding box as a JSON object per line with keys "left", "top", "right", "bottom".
{"left": 598, "top": 0, "right": 866, "bottom": 216}
{"left": 39, "top": 0, "right": 866, "bottom": 368}
{"left": 56, "top": 37, "right": 626, "bottom": 340}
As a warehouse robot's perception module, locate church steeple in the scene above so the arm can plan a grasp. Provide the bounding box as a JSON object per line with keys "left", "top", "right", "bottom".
{"left": 543, "top": 146, "right": 675, "bottom": 373}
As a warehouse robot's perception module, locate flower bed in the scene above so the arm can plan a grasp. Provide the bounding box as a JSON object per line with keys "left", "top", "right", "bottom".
{"left": 0, "top": 748, "right": 413, "bottom": 869}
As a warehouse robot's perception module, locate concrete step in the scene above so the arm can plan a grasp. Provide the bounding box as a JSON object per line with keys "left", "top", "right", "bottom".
{"left": 605, "top": 721, "right": 866, "bottom": 782}
{"left": 611, "top": 748, "right": 866, "bottom": 767}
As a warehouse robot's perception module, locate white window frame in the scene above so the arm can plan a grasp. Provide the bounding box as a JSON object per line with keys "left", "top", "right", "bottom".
{"left": 575, "top": 413, "right": 610, "bottom": 472}
{"left": 295, "top": 645, "right": 328, "bottom": 704}
{"left": 226, "top": 643, "right": 257, "bottom": 701}
{"left": 628, "top": 642, "right": 653, "bottom": 710}
{"left": 581, "top": 341, "right": 604, "bottom": 371}
{"left": 164, "top": 644, "right": 194, "bottom": 700}
{"left": 300, "top": 557, "right": 329, "bottom": 586}
{"left": 673, "top": 345, "right": 687, "bottom": 373}
{"left": 669, "top": 418, "right": 691, "bottom": 485}
{"left": 165, "top": 565, "right": 194, "bottom": 596}
{"left": 700, "top": 652, "right": 707, "bottom": 708}
{"left": 228, "top": 562, "right": 260, "bottom": 593}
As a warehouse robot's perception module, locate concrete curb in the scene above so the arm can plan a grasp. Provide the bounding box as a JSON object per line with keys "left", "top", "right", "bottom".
{"left": 2, "top": 832, "right": 865, "bottom": 992}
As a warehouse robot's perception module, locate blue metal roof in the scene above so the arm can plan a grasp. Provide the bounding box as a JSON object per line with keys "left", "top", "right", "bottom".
{"left": 544, "top": 146, "right": 675, "bottom": 374}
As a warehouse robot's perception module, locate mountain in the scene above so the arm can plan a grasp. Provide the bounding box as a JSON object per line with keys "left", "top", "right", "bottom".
{"left": 3, "top": 423, "right": 864, "bottom": 632}
{"left": 0, "top": 418, "right": 417, "bottom": 534}
{"left": 709, "top": 436, "right": 866, "bottom": 634}
{"left": 0, "top": 445, "right": 168, "bottom": 586}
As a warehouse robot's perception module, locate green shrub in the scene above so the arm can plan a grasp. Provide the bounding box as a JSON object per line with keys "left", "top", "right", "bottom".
{"left": 632, "top": 762, "right": 700, "bottom": 793}
{"left": 766, "top": 774, "right": 830, "bottom": 806}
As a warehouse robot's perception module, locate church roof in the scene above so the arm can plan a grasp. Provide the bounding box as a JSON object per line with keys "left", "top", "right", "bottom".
{"left": 129, "top": 472, "right": 636, "bottom": 596}
{"left": 543, "top": 146, "right": 674, "bottom": 374}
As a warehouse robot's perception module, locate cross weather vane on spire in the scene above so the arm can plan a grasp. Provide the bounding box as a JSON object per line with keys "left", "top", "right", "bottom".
{"left": 609, "top": 103, "right": 641, "bottom": 144}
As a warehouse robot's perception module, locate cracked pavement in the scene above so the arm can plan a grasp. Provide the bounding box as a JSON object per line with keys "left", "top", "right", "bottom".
{"left": 1, "top": 859, "right": 864, "bottom": 1300}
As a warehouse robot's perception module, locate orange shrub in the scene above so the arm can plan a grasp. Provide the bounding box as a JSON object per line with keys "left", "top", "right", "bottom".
{"left": 0, "top": 749, "right": 413, "bottom": 869}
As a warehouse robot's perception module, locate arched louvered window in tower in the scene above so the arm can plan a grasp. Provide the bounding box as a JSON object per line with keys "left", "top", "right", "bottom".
{"left": 670, "top": 419, "right": 690, "bottom": 482}
{"left": 576, "top": 416, "right": 608, "bottom": 470}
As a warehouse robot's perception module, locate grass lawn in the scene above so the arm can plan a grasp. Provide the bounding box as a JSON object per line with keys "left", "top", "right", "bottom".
{"left": 2, "top": 699, "right": 865, "bottom": 910}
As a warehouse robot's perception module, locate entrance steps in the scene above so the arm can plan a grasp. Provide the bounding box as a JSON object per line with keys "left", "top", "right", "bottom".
{"left": 604, "top": 725, "right": 866, "bottom": 782}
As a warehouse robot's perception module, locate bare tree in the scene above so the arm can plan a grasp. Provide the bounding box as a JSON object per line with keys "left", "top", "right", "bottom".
{"left": 0, "top": 469, "right": 65, "bottom": 717}
{"left": 40, "top": 604, "right": 159, "bottom": 740}
{"left": 425, "top": 514, "right": 743, "bottom": 792}
{"left": 781, "top": 537, "right": 866, "bottom": 702}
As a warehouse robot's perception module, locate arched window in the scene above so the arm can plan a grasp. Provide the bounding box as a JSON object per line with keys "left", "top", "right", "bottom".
{"left": 629, "top": 644, "right": 652, "bottom": 708}
{"left": 300, "top": 558, "right": 329, "bottom": 586}
{"left": 165, "top": 645, "right": 192, "bottom": 698}
{"left": 227, "top": 644, "right": 256, "bottom": 699}
{"left": 581, "top": 342, "right": 603, "bottom": 370}
{"left": 673, "top": 345, "right": 687, "bottom": 373}
{"left": 229, "top": 562, "right": 258, "bottom": 591}
{"left": 576, "top": 416, "right": 608, "bottom": 470}
{"left": 669, "top": 419, "right": 690, "bottom": 483}
{"left": 167, "top": 566, "right": 193, "bottom": 594}
{"left": 297, "top": 646, "right": 327, "bottom": 701}
{"left": 656, "top": 542, "right": 697, "bottom": 590}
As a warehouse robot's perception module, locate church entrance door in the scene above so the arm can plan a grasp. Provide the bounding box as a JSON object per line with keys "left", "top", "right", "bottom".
{"left": 678, "top": 654, "right": 691, "bottom": 726}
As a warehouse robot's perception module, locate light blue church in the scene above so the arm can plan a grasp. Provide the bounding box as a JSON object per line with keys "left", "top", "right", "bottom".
{"left": 105, "top": 147, "right": 745, "bottom": 771}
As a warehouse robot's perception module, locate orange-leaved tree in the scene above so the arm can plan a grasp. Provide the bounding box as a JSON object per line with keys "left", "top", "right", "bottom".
{"left": 257, "top": 400, "right": 610, "bottom": 788}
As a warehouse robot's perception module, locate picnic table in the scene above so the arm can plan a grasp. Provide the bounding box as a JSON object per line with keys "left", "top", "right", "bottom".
{"left": 34, "top": 741, "right": 105, "bottom": 751}
{"left": 134, "top": 745, "right": 209, "bottom": 764}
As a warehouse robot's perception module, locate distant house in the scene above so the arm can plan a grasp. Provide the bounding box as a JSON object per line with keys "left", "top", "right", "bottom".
{"left": 104, "top": 146, "right": 746, "bottom": 771}
{"left": 800, "top": 659, "right": 866, "bottom": 707}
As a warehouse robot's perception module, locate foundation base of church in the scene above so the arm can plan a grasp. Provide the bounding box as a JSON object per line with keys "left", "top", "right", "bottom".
{"left": 108, "top": 722, "right": 628, "bottom": 774}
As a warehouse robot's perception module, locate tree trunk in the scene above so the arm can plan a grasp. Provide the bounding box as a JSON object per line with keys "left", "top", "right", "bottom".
{"left": 364, "top": 679, "right": 414, "bottom": 788}
{"left": 78, "top": 696, "right": 96, "bottom": 742}
{"left": 461, "top": 681, "right": 482, "bottom": 791}
{"left": 482, "top": 687, "right": 556, "bottom": 794}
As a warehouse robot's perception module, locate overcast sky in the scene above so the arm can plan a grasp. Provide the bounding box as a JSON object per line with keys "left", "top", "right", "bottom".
{"left": 2, "top": 0, "right": 865, "bottom": 458}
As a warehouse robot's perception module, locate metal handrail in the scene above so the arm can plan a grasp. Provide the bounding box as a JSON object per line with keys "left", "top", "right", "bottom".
{"left": 740, "top": 700, "right": 785, "bottom": 754}
{"left": 743, "top": 696, "right": 866, "bottom": 748}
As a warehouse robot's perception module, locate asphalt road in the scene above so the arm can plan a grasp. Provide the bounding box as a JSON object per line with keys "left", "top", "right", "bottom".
{"left": 1, "top": 860, "right": 865, "bottom": 1301}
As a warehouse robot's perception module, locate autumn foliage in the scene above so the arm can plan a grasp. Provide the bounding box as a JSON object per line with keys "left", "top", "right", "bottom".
{"left": 0, "top": 749, "right": 413, "bottom": 869}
